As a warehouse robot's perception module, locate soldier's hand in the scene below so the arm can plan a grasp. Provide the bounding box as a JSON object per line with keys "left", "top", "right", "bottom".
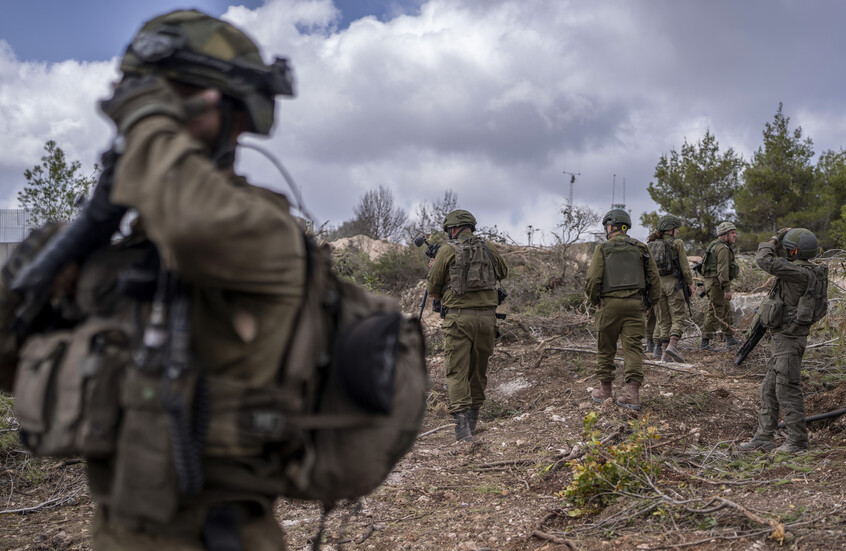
{"left": 724, "top": 291, "right": 733, "bottom": 300}
{"left": 100, "top": 75, "right": 185, "bottom": 134}
{"left": 688, "top": 284, "right": 695, "bottom": 298}
{"left": 772, "top": 227, "right": 792, "bottom": 243}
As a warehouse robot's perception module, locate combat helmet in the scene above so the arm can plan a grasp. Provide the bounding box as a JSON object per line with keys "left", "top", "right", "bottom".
{"left": 782, "top": 228, "right": 819, "bottom": 260}
{"left": 120, "top": 10, "right": 294, "bottom": 135}
{"left": 443, "top": 209, "right": 477, "bottom": 232}
{"left": 658, "top": 214, "right": 681, "bottom": 232}
{"left": 602, "top": 209, "right": 631, "bottom": 230}
{"left": 716, "top": 222, "right": 736, "bottom": 236}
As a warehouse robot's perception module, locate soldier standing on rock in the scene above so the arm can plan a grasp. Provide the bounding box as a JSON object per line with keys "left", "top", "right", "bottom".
{"left": 700, "top": 222, "right": 741, "bottom": 351}
{"left": 427, "top": 209, "right": 508, "bottom": 442}
{"left": 585, "top": 209, "right": 661, "bottom": 411}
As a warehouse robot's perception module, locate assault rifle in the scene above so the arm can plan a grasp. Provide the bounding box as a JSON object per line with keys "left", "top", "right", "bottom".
{"left": 735, "top": 281, "right": 780, "bottom": 366}
{"left": 735, "top": 312, "right": 766, "bottom": 366}
{"left": 414, "top": 235, "right": 442, "bottom": 320}
{"left": 9, "top": 148, "right": 126, "bottom": 335}
{"left": 672, "top": 256, "right": 693, "bottom": 317}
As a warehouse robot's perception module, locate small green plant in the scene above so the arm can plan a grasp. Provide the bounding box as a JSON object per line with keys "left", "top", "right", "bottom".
{"left": 556, "top": 411, "right": 661, "bottom": 516}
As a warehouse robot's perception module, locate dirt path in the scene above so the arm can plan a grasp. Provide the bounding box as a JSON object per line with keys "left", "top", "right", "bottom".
{"left": 2, "top": 325, "right": 846, "bottom": 551}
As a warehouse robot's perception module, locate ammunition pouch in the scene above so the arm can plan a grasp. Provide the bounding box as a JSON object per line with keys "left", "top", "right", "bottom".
{"left": 758, "top": 296, "right": 784, "bottom": 329}
{"left": 14, "top": 317, "right": 131, "bottom": 458}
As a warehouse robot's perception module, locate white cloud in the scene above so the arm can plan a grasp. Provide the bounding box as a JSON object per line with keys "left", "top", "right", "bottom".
{"left": 2, "top": 0, "right": 846, "bottom": 241}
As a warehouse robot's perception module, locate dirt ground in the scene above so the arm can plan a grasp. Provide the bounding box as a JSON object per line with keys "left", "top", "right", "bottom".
{"left": 2, "top": 305, "right": 845, "bottom": 551}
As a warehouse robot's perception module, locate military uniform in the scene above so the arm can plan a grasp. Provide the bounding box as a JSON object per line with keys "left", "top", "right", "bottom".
{"left": 427, "top": 221, "right": 507, "bottom": 440}
{"left": 584, "top": 235, "right": 661, "bottom": 390}
{"left": 702, "top": 238, "right": 738, "bottom": 343}
{"left": 67, "top": 11, "right": 300, "bottom": 550}
{"left": 746, "top": 240, "right": 815, "bottom": 451}
{"left": 654, "top": 235, "right": 693, "bottom": 361}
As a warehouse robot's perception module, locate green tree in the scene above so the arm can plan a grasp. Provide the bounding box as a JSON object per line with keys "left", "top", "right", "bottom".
{"left": 735, "top": 103, "right": 815, "bottom": 244}
{"left": 642, "top": 130, "right": 744, "bottom": 249}
{"left": 18, "top": 140, "right": 98, "bottom": 225}
{"left": 803, "top": 148, "right": 846, "bottom": 248}
{"left": 831, "top": 204, "right": 846, "bottom": 249}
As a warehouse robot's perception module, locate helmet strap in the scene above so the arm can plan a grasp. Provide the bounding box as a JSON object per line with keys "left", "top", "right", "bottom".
{"left": 210, "top": 97, "right": 237, "bottom": 169}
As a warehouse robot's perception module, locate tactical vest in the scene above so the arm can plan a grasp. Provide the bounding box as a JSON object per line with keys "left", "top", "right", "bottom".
{"left": 447, "top": 236, "right": 498, "bottom": 296}
{"left": 600, "top": 237, "right": 646, "bottom": 293}
{"left": 647, "top": 236, "right": 676, "bottom": 276}
{"left": 7, "top": 230, "right": 428, "bottom": 525}
{"left": 702, "top": 240, "right": 738, "bottom": 280}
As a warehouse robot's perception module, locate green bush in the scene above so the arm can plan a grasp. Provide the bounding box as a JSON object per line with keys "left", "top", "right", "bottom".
{"left": 557, "top": 412, "right": 661, "bottom": 516}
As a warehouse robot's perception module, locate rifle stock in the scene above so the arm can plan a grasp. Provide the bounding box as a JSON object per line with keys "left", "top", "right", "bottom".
{"left": 735, "top": 317, "right": 766, "bottom": 366}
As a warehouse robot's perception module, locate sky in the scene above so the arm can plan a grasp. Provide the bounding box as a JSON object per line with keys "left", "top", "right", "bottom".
{"left": 1, "top": 0, "right": 845, "bottom": 245}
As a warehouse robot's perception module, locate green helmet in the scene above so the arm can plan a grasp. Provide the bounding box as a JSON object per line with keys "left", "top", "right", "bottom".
{"left": 782, "top": 228, "right": 819, "bottom": 260}
{"left": 602, "top": 209, "right": 631, "bottom": 229}
{"left": 716, "top": 222, "right": 737, "bottom": 236}
{"left": 120, "top": 10, "right": 294, "bottom": 135}
{"left": 658, "top": 214, "right": 681, "bottom": 232}
{"left": 442, "top": 209, "right": 477, "bottom": 232}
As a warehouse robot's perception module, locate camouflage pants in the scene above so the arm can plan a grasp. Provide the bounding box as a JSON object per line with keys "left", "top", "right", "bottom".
{"left": 753, "top": 334, "right": 808, "bottom": 448}
{"left": 91, "top": 503, "right": 286, "bottom": 551}
{"left": 595, "top": 297, "right": 645, "bottom": 384}
{"left": 655, "top": 276, "right": 689, "bottom": 341}
{"left": 702, "top": 279, "right": 733, "bottom": 340}
{"left": 442, "top": 308, "right": 496, "bottom": 413}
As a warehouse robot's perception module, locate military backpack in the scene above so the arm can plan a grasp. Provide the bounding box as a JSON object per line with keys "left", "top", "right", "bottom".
{"left": 647, "top": 236, "right": 675, "bottom": 276}
{"left": 446, "top": 236, "right": 499, "bottom": 295}
{"left": 795, "top": 263, "right": 828, "bottom": 326}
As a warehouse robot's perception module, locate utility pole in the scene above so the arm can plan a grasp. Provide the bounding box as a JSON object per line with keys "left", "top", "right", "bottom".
{"left": 562, "top": 170, "right": 581, "bottom": 205}
{"left": 611, "top": 173, "right": 625, "bottom": 210}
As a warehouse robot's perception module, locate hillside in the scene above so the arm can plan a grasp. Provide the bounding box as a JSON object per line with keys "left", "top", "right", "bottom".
{"left": 1, "top": 243, "right": 845, "bottom": 550}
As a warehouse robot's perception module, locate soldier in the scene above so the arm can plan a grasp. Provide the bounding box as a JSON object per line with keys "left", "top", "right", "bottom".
{"left": 649, "top": 215, "right": 695, "bottom": 363}
{"left": 427, "top": 210, "right": 508, "bottom": 442}
{"left": 585, "top": 209, "right": 661, "bottom": 410}
{"left": 700, "top": 222, "right": 741, "bottom": 351}
{"left": 10, "top": 10, "right": 303, "bottom": 549}
{"left": 740, "top": 228, "right": 826, "bottom": 454}
{"left": 644, "top": 228, "right": 660, "bottom": 356}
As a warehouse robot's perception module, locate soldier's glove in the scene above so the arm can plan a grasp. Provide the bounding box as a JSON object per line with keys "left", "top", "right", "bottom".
{"left": 100, "top": 75, "right": 185, "bottom": 135}
{"left": 772, "top": 227, "right": 792, "bottom": 243}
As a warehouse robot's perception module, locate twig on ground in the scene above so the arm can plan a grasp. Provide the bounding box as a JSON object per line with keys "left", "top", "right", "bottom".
{"left": 418, "top": 424, "right": 452, "bottom": 438}
{"left": 0, "top": 483, "right": 84, "bottom": 515}
{"left": 531, "top": 529, "right": 579, "bottom": 549}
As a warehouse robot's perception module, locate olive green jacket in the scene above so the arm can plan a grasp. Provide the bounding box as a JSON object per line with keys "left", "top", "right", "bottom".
{"left": 755, "top": 242, "right": 813, "bottom": 338}
{"left": 426, "top": 232, "right": 508, "bottom": 309}
{"left": 111, "top": 114, "right": 306, "bottom": 440}
{"left": 669, "top": 236, "right": 694, "bottom": 286}
{"left": 705, "top": 240, "right": 735, "bottom": 290}
{"left": 584, "top": 234, "right": 661, "bottom": 306}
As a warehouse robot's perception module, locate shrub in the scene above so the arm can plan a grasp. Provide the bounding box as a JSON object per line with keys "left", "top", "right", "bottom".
{"left": 556, "top": 411, "right": 661, "bottom": 516}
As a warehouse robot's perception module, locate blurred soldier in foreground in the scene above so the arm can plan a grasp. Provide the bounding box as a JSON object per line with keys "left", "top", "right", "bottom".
{"left": 7, "top": 10, "right": 303, "bottom": 549}
{"left": 700, "top": 222, "right": 740, "bottom": 351}
{"left": 740, "top": 229, "right": 828, "bottom": 454}
{"left": 427, "top": 210, "right": 508, "bottom": 441}
{"left": 647, "top": 215, "right": 694, "bottom": 363}
{"left": 585, "top": 209, "right": 660, "bottom": 410}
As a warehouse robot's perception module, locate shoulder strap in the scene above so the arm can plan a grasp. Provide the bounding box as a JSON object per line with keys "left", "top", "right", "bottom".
{"left": 480, "top": 240, "right": 501, "bottom": 282}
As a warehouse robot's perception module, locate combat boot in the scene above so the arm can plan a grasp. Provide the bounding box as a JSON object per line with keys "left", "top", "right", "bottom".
{"left": 774, "top": 442, "right": 807, "bottom": 455}
{"left": 652, "top": 341, "right": 664, "bottom": 360}
{"left": 738, "top": 437, "right": 775, "bottom": 452}
{"left": 453, "top": 411, "right": 472, "bottom": 442}
{"left": 645, "top": 338, "right": 655, "bottom": 354}
{"left": 616, "top": 380, "right": 641, "bottom": 411}
{"left": 590, "top": 381, "right": 613, "bottom": 403}
{"left": 699, "top": 338, "right": 717, "bottom": 352}
{"left": 468, "top": 409, "right": 480, "bottom": 435}
{"left": 725, "top": 333, "right": 741, "bottom": 350}
{"left": 662, "top": 336, "right": 685, "bottom": 363}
